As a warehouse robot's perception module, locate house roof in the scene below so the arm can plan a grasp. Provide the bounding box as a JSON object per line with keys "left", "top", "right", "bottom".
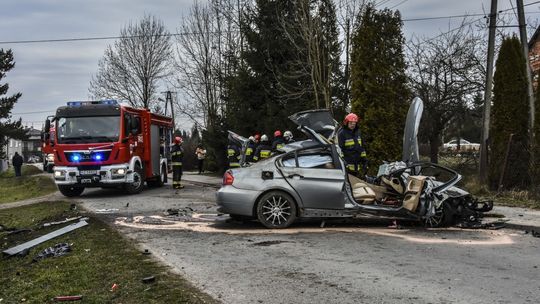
{"left": 528, "top": 24, "right": 540, "bottom": 49}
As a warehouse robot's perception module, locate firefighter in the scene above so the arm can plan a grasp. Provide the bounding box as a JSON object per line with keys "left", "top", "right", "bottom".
{"left": 338, "top": 113, "right": 367, "bottom": 176}
{"left": 171, "top": 136, "right": 184, "bottom": 189}
{"left": 283, "top": 130, "right": 294, "bottom": 144}
{"left": 245, "top": 136, "right": 257, "bottom": 163}
{"left": 253, "top": 134, "right": 272, "bottom": 162}
{"left": 227, "top": 139, "right": 241, "bottom": 169}
{"left": 271, "top": 130, "right": 285, "bottom": 152}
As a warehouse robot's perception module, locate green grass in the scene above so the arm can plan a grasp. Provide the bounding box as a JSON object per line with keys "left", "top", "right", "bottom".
{"left": 0, "top": 201, "right": 216, "bottom": 304}
{"left": 0, "top": 165, "right": 57, "bottom": 204}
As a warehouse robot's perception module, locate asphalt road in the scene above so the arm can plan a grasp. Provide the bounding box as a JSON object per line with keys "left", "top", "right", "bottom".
{"left": 63, "top": 181, "right": 540, "bottom": 304}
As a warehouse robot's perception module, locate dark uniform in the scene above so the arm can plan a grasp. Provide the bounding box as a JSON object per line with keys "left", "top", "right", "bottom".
{"left": 171, "top": 144, "right": 184, "bottom": 189}
{"left": 272, "top": 136, "right": 285, "bottom": 152}
{"left": 12, "top": 152, "right": 24, "bottom": 177}
{"left": 227, "top": 143, "right": 241, "bottom": 168}
{"left": 338, "top": 126, "right": 367, "bottom": 175}
{"left": 253, "top": 141, "right": 272, "bottom": 162}
{"left": 245, "top": 140, "right": 256, "bottom": 163}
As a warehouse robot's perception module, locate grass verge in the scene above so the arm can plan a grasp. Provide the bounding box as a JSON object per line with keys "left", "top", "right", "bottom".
{"left": 0, "top": 165, "right": 57, "bottom": 204}
{"left": 0, "top": 201, "right": 217, "bottom": 303}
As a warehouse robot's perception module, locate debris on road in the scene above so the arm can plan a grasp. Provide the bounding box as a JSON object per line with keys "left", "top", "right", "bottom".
{"left": 2, "top": 219, "right": 88, "bottom": 257}
{"left": 142, "top": 276, "right": 156, "bottom": 283}
{"left": 142, "top": 249, "right": 151, "bottom": 255}
{"left": 7, "top": 229, "right": 32, "bottom": 235}
{"left": 252, "top": 240, "right": 289, "bottom": 246}
{"left": 43, "top": 216, "right": 84, "bottom": 227}
{"left": 532, "top": 230, "right": 540, "bottom": 238}
{"left": 456, "top": 220, "right": 507, "bottom": 230}
{"left": 34, "top": 243, "right": 71, "bottom": 261}
{"left": 95, "top": 209, "right": 119, "bottom": 214}
{"left": 53, "top": 295, "right": 83, "bottom": 302}
{"left": 110, "top": 283, "right": 119, "bottom": 292}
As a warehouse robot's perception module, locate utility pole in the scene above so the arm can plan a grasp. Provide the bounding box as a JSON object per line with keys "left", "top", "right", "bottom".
{"left": 516, "top": 0, "right": 536, "bottom": 164}
{"left": 164, "top": 91, "right": 176, "bottom": 130}
{"left": 479, "top": 0, "right": 498, "bottom": 183}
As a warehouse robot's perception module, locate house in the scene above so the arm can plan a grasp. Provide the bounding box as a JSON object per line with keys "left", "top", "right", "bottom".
{"left": 4, "top": 128, "right": 42, "bottom": 162}
{"left": 528, "top": 25, "right": 540, "bottom": 87}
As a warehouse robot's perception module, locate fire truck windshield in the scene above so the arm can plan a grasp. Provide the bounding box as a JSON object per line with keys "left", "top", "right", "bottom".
{"left": 56, "top": 116, "right": 121, "bottom": 144}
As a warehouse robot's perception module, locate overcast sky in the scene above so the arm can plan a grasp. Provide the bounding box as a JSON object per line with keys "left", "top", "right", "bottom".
{"left": 1, "top": 0, "right": 539, "bottom": 130}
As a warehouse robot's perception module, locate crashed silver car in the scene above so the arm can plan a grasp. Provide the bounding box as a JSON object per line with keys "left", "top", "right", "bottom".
{"left": 217, "top": 98, "right": 492, "bottom": 228}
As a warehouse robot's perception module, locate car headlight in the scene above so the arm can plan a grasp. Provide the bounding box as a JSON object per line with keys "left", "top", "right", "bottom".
{"left": 111, "top": 168, "right": 126, "bottom": 175}
{"left": 47, "top": 154, "right": 55, "bottom": 162}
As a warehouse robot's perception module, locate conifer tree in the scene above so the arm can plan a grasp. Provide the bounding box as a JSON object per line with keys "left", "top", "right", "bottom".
{"left": 0, "top": 49, "right": 26, "bottom": 158}
{"left": 489, "top": 36, "right": 530, "bottom": 189}
{"left": 350, "top": 4, "right": 409, "bottom": 170}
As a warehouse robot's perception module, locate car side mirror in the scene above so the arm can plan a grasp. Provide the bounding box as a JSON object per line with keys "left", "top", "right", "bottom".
{"left": 44, "top": 119, "right": 51, "bottom": 133}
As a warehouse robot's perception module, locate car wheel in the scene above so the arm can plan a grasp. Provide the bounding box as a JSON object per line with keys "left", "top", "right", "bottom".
{"left": 256, "top": 191, "right": 297, "bottom": 229}
{"left": 124, "top": 164, "right": 144, "bottom": 194}
{"left": 424, "top": 201, "right": 454, "bottom": 228}
{"left": 58, "top": 185, "right": 85, "bottom": 197}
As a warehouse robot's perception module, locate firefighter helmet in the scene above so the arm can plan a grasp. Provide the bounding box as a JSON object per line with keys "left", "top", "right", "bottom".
{"left": 284, "top": 130, "right": 293, "bottom": 140}
{"left": 254, "top": 134, "right": 261, "bottom": 141}
{"left": 248, "top": 136, "right": 255, "bottom": 142}
{"left": 174, "top": 136, "right": 183, "bottom": 144}
{"left": 261, "top": 134, "right": 269, "bottom": 142}
{"left": 343, "top": 113, "right": 359, "bottom": 125}
{"left": 274, "top": 130, "right": 282, "bottom": 137}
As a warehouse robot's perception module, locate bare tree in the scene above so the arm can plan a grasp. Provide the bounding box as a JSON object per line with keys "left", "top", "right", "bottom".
{"left": 173, "top": 0, "right": 242, "bottom": 129}
{"left": 89, "top": 15, "right": 172, "bottom": 109}
{"left": 407, "top": 19, "right": 486, "bottom": 163}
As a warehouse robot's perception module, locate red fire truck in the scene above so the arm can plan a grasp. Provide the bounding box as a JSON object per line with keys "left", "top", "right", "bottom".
{"left": 41, "top": 116, "right": 55, "bottom": 173}
{"left": 42, "top": 100, "right": 174, "bottom": 197}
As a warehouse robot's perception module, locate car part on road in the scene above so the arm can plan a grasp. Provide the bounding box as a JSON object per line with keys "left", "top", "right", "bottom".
{"left": 43, "top": 216, "right": 84, "bottom": 227}
{"left": 53, "top": 295, "right": 83, "bottom": 302}
{"left": 95, "top": 209, "right": 119, "bottom": 214}
{"left": 142, "top": 276, "right": 156, "bottom": 283}
{"left": 34, "top": 243, "right": 71, "bottom": 261}
{"left": 2, "top": 219, "right": 88, "bottom": 257}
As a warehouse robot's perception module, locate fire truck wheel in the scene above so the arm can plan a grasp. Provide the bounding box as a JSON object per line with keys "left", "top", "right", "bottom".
{"left": 147, "top": 164, "right": 166, "bottom": 188}
{"left": 125, "top": 164, "right": 144, "bottom": 194}
{"left": 58, "top": 185, "right": 85, "bottom": 197}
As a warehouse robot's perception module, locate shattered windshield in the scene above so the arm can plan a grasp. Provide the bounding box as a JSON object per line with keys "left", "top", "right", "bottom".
{"left": 57, "top": 116, "right": 121, "bottom": 144}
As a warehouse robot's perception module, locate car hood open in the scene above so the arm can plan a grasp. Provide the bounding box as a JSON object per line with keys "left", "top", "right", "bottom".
{"left": 402, "top": 97, "right": 423, "bottom": 164}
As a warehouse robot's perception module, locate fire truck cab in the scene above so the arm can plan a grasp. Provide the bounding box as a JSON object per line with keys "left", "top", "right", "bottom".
{"left": 43, "top": 100, "right": 174, "bottom": 197}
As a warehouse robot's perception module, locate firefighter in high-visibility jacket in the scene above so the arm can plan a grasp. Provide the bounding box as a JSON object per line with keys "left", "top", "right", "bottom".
{"left": 171, "top": 136, "right": 184, "bottom": 189}
{"left": 338, "top": 113, "right": 367, "bottom": 176}
{"left": 227, "top": 140, "right": 241, "bottom": 169}
{"left": 253, "top": 134, "right": 272, "bottom": 162}
{"left": 245, "top": 136, "right": 257, "bottom": 163}
{"left": 271, "top": 130, "right": 285, "bottom": 152}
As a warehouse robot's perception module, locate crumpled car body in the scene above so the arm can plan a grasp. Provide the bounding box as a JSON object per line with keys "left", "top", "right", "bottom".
{"left": 217, "top": 98, "right": 492, "bottom": 228}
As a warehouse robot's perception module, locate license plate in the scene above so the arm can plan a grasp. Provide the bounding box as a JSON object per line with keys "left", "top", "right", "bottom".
{"left": 81, "top": 178, "right": 92, "bottom": 184}
{"left": 80, "top": 170, "right": 97, "bottom": 175}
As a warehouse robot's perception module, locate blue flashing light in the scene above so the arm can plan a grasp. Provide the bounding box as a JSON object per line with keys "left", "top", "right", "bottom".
{"left": 67, "top": 100, "right": 118, "bottom": 107}
{"left": 71, "top": 154, "right": 80, "bottom": 162}
{"left": 94, "top": 154, "right": 102, "bottom": 161}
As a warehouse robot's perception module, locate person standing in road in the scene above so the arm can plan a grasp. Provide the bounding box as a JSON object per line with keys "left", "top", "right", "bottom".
{"left": 12, "top": 152, "right": 23, "bottom": 177}
{"left": 171, "top": 136, "right": 184, "bottom": 189}
{"left": 195, "top": 143, "right": 206, "bottom": 174}
{"left": 338, "top": 113, "right": 367, "bottom": 176}
{"left": 253, "top": 134, "right": 272, "bottom": 162}
{"left": 227, "top": 138, "right": 241, "bottom": 169}
{"left": 271, "top": 130, "right": 285, "bottom": 153}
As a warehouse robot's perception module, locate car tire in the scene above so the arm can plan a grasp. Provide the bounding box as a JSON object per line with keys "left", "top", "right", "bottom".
{"left": 424, "top": 201, "right": 454, "bottom": 228}
{"left": 256, "top": 191, "right": 297, "bottom": 229}
{"left": 124, "top": 164, "right": 144, "bottom": 194}
{"left": 58, "top": 185, "right": 85, "bottom": 197}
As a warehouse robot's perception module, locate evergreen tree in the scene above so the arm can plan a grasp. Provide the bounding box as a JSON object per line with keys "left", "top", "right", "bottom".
{"left": 489, "top": 36, "right": 530, "bottom": 189}
{"left": 0, "top": 49, "right": 26, "bottom": 158}
{"left": 349, "top": 4, "right": 410, "bottom": 171}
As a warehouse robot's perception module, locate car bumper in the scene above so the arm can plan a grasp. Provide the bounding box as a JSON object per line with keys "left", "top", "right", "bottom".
{"left": 216, "top": 185, "right": 261, "bottom": 216}
{"left": 53, "top": 164, "right": 134, "bottom": 187}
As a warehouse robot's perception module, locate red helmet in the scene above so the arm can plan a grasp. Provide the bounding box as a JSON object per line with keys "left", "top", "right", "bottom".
{"left": 274, "top": 130, "right": 282, "bottom": 137}
{"left": 343, "top": 113, "right": 359, "bottom": 125}
{"left": 174, "top": 136, "right": 183, "bottom": 144}
{"left": 254, "top": 134, "right": 261, "bottom": 141}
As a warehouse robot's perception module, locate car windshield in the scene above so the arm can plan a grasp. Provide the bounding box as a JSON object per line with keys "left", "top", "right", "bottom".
{"left": 57, "top": 116, "right": 121, "bottom": 144}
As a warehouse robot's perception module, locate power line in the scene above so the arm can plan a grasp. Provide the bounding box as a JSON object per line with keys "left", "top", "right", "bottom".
{"left": 12, "top": 110, "right": 56, "bottom": 115}
{"left": 402, "top": 11, "right": 540, "bottom": 22}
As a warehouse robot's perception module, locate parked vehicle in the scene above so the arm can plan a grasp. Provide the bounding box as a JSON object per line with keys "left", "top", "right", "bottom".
{"left": 27, "top": 155, "right": 41, "bottom": 163}
{"left": 443, "top": 139, "right": 480, "bottom": 151}
{"left": 217, "top": 98, "right": 492, "bottom": 229}
{"left": 42, "top": 100, "right": 174, "bottom": 197}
